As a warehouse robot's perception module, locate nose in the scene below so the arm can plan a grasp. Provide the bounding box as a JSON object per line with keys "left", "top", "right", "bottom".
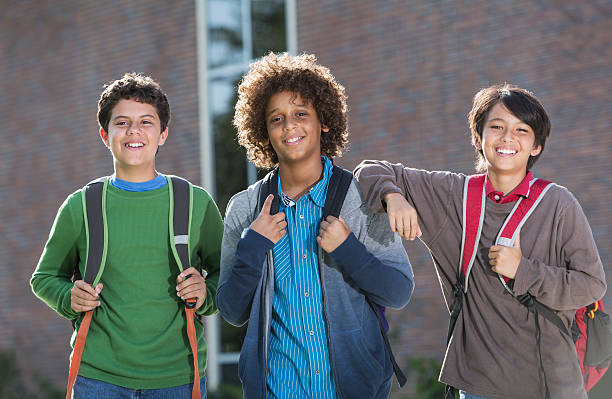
{"left": 127, "top": 121, "right": 141, "bottom": 135}
{"left": 501, "top": 129, "right": 513, "bottom": 142}
{"left": 283, "top": 118, "right": 296, "bottom": 132}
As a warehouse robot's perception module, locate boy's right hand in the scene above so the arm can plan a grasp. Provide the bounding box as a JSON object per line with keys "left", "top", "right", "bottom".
{"left": 71, "top": 281, "right": 103, "bottom": 312}
{"left": 383, "top": 192, "right": 422, "bottom": 241}
{"left": 249, "top": 194, "right": 287, "bottom": 244}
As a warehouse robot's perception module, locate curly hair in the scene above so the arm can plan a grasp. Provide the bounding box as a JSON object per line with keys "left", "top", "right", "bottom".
{"left": 234, "top": 52, "right": 348, "bottom": 168}
{"left": 97, "top": 72, "right": 170, "bottom": 133}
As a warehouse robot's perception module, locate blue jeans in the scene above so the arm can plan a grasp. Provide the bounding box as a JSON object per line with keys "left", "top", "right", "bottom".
{"left": 72, "top": 376, "right": 207, "bottom": 399}
{"left": 459, "top": 390, "right": 489, "bottom": 399}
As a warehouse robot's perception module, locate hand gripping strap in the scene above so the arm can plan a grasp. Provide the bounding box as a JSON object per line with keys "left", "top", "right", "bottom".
{"left": 168, "top": 176, "right": 200, "bottom": 398}
{"left": 67, "top": 178, "right": 108, "bottom": 399}
{"left": 494, "top": 178, "right": 553, "bottom": 290}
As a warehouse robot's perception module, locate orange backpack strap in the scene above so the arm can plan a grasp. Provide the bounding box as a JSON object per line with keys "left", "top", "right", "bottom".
{"left": 67, "top": 178, "right": 108, "bottom": 399}
{"left": 168, "top": 176, "right": 200, "bottom": 399}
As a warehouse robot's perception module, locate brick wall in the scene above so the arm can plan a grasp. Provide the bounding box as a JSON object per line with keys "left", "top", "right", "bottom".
{"left": 2, "top": 0, "right": 610, "bottom": 395}
{"left": 0, "top": 0, "right": 200, "bottom": 388}
{"left": 297, "top": 0, "right": 612, "bottom": 395}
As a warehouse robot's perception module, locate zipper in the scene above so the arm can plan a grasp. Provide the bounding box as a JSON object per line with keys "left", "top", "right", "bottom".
{"left": 262, "top": 249, "right": 274, "bottom": 398}
{"left": 318, "top": 244, "right": 342, "bottom": 398}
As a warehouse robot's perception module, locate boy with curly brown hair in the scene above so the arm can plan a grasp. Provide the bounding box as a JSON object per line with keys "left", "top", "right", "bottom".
{"left": 31, "top": 73, "right": 222, "bottom": 398}
{"left": 217, "top": 52, "right": 414, "bottom": 399}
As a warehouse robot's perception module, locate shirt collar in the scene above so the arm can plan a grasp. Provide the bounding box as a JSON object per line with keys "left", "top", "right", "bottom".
{"left": 485, "top": 171, "right": 533, "bottom": 204}
{"left": 278, "top": 156, "right": 333, "bottom": 208}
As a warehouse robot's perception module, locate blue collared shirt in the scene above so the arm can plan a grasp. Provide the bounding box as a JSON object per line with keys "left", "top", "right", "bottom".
{"left": 266, "top": 156, "right": 337, "bottom": 399}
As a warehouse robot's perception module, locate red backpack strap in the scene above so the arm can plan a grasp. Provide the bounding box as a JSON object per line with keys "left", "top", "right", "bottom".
{"left": 460, "top": 174, "right": 486, "bottom": 292}
{"left": 495, "top": 178, "right": 554, "bottom": 291}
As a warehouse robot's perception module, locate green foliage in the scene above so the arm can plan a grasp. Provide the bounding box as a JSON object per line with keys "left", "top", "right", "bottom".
{"left": 407, "top": 356, "right": 452, "bottom": 399}
{"left": 0, "top": 350, "right": 62, "bottom": 399}
{"left": 207, "top": 382, "right": 243, "bottom": 399}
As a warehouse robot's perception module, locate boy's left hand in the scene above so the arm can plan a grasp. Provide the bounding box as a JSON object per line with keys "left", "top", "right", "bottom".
{"left": 317, "top": 216, "right": 351, "bottom": 253}
{"left": 176, "top": 267, "right": 207, "bottom": 310}
{"left": 488, "top": 232, "right": 522, "bottom": 279}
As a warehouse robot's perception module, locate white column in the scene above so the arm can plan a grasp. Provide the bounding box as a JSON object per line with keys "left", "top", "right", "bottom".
{"left": 195, "top": 0, "right": 221, "bottom": 392}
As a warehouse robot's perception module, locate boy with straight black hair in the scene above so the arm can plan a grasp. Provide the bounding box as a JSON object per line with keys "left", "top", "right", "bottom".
{"left": 31, "top": 72, "right": 222, "bottom": 399}
{"left": 355, "top": 83, "right": 606, "bottom": 399}
{"left": 217, "top": 52, "right": 414, "bottom": 399}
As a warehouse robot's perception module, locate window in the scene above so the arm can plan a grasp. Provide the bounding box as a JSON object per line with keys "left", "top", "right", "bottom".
{"left": 197, "top": 0, "right": 296, "bottom": 394}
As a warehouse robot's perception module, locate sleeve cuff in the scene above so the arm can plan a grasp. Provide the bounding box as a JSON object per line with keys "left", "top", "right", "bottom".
{"left": 329, "top": 233, "right": 371, "bottom": 275}
{"left": 512, "top": 257, "right": 535, "bottom": 295}
{"left": 236, "top": 228, "right": 274, "bottom": 262}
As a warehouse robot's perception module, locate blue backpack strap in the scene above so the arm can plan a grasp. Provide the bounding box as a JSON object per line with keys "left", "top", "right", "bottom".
{"left": 323, "top": 165, "right": 407, "bottom": 387}
{"left": 256, "top": 167, "right": 280, "bottom": 217}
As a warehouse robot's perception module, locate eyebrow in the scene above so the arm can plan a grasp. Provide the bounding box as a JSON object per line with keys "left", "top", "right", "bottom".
{"left": 266, "top": 104, "right": 308, "bottom": 117}
{"left": 112, "top": 114, "right": 157, "bottom": 121}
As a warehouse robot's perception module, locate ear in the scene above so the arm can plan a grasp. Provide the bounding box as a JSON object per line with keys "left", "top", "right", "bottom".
{"left": 472, "top": 135, "right": 482, "bottom": 151}
{"left": 100, "top": 128, "right": 110, "bottom": 148}
{"left": 531, "top": 144, "right": 542, "bottom": 157}
{"left": 322, "top": 125, "right": 330, "bottom": 133}
{"left": 158, "top": 127, "right": 169, "bottom": 146}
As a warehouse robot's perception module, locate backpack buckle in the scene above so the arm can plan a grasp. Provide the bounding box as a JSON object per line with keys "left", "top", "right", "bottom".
{"left": 587, "top": 302, "right": 599, "bottom": 319}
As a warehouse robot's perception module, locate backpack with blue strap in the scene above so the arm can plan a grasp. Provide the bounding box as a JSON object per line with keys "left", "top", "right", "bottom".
{"left": 256, "top": 164, "right": 407, "bottom": 387}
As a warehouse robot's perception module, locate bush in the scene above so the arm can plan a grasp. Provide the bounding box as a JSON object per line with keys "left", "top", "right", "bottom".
{"left": 0, "top": 350, "right": 62, "bottom": 399}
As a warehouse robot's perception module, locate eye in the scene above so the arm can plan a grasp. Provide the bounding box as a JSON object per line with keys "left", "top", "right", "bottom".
{"left": 270, "top": 116, "right": 282, "bottom": 124}
{"left": 115, "top": 121, "right": 127, "bottom": 126}
{"left": 517, "top": 127, "right": 529, "bottom": 133}
{"left": 490, "top": 124, "right": 502, "bottom": 130}
{"left": 296, "top": 111, "right": 307, "bottom": 118}
{"left": 142, "top": 120, "right": 152, "bottom": 125}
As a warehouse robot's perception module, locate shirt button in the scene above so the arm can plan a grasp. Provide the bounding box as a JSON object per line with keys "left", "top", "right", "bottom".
{"left": 314, "top": 370, "right": 320, "bottom": 376}
{"left": 299, "top": 214, "right": 304, "bottom": 219}
{"left": 304, "top": 292, "right": 309, "bottom": 298}
{"left": 494, "top": 194, "right": 501, "bottom": 201}
{"left": 309, "top": 330, "right": 314, "bottom": 336}
{"left": 302, "top": 254, "right": 307, "bottom": 259}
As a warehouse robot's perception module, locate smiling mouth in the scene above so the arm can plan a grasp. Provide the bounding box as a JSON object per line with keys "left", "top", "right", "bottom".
{"left": 283, "top": 136, "right": 304, "bottom": 145}
{"left": 496, "top": 148, "right": 517, "bottom": 156}
{"left": 125, "top": 142, "right": 144, "bottom": 149}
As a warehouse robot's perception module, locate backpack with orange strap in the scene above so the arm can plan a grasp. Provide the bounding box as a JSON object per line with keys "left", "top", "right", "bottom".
{"left": 444, "top": 174, "right": 612, "bottom": 398}
{"left": 66, "top": 176, "right": 201, "bottom": 399}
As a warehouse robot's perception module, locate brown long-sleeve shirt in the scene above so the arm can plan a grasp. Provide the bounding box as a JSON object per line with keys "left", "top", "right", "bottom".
{"left": 354, "top": 160, "right": 606, "bottom": 399}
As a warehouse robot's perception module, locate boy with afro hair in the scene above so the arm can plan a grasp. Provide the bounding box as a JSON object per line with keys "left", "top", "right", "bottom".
{"left": 217, "top": 53, "right": 414, "bottom": 399}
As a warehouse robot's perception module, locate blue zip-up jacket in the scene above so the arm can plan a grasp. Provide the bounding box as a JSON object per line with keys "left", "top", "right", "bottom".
{"left": 217, "top": 176, "right": 414, "bottom": 399}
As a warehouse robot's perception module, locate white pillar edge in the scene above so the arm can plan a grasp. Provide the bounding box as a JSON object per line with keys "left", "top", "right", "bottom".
{"left": 195, "top": 0, "right": 221, "bottom": 392}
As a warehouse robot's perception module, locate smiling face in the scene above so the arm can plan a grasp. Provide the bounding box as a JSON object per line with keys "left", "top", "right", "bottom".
{"left": 476, "top": 102, "right": 541, "bottom": 179}
{"left": 100, "top": 99, "right": 168, "bottom": 181}
{"left": 265, "top": 91, "right": 329, "bottom": 166}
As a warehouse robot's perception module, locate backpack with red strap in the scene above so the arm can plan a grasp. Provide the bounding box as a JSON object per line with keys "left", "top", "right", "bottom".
{"left": 66, "top": 176, "right": 202, "bottom": 399}
{"left": 444, "top": 174, "right": 612, "bottom": 398}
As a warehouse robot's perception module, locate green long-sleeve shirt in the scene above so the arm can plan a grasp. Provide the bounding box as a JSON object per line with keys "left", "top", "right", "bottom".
{"left": 31, "top": 181, "right": 223, "bottom": 389}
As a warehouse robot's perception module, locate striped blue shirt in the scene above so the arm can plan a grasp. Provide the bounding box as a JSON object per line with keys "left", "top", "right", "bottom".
{"left": 266, "top": 156, "right": 337, "bottom": 399}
